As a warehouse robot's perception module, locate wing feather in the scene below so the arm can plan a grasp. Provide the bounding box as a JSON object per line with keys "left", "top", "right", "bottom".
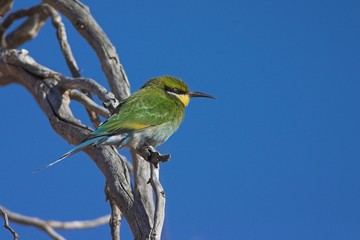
{"left": 89, "top": 89, "right": 179, "bottom": 138}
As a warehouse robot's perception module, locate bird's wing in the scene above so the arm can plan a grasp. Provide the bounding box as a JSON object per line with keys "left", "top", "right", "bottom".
{"left": 88, "top": 90, "right": 179, "bottom": 138}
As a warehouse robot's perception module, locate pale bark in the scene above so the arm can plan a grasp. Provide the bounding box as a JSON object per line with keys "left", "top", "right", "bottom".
{"left": 1, "top": 205, "right": 110, "bottom": 240}
{"left": 0, "top": 0, "right": 166, "bottom": 239}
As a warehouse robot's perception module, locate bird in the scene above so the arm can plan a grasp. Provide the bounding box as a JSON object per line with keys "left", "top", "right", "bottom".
{"left": 33, "top": 76, "right": 215, "bottom": 172}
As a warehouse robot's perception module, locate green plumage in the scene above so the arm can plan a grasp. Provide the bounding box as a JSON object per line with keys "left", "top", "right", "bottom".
{"left": 89, "top": 76, "right": 186, "bottom": 147}
{"left": 34, "top": 76, "right": 214, "bottom": 172}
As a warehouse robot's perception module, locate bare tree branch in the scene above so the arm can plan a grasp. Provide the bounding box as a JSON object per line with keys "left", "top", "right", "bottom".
{"left": 69, "top": 89, "right": 110, "bottom": 118}
{"left": 0, "top": 48, "right": 152, "bottom": 239}
{"left": 44, "top": 0, "right": 130, "bottom": 101}
{"left": 59, "top": 77, "right": 113, "bottom": 102}
{"left": 1, "top": 1, "right": 169, "bottom": 238}
{"left": 1, "top": 205, "right": 110, "bottom": 240}
{"left": 0, "top": 4, "right": 49, "bottom": 48}
{"left": 43, "top": 3, "right": 102, "bottom": 127}
{"left": 0, "top": 0, "right": 13, "bottom": 19}
{"left": 149, "top": 164, "right": 166, "bottom": 240}
{"left": 0, "top": 207, "right": 19, "bottom": 240}
{"left": 106, "top": 184, "right": 121, "bottom": 240}
{"left": 44, "top": 4, "right": 80, "bottom": 77}
{"left": 132, "top": 150, "right": 155, "bottom": 225}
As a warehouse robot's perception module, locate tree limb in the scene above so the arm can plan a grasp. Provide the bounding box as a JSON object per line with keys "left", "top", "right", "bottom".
{"left": 44, "top": 0, "right": 130, "bottom": 101}
{"left": 106, "top": 184, "right": 122, "bottom": 240}
{"left": 1, "top": 205, "right": 110, "bottom": 240}
{"left": 0, "top": 207, "right": 19, "bottom": 240}
{"left": 43, "top": 3, "right": 102, "bottom": 127}
{"left": 149, "top": 164, "right": 166, "bottom": 240}
{"left": 69, "top": 89, "right": 110, "bottom": 118}
{"left": 1, "top": 0, "right": 168, "bottom": 238}
{"left": 0, "top": 4, "right": 48, "bottom": 48}
{"left": 0, "top": 48, "right": 152, "bottom": 239}
{"left": 0, "top": 0, "right": 13, "bottom": 19}
{"left": 132, "top": 150, "right": 155, "bottom": 226}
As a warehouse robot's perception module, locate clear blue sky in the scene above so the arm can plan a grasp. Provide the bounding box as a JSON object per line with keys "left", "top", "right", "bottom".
{"left": 1, "top": 0, "right": 360, "bottom": 239}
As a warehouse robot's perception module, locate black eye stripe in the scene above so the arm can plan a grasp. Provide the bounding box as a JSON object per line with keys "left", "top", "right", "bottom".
{"left": 165, "top": 86, "right": 187, "bottom": 95}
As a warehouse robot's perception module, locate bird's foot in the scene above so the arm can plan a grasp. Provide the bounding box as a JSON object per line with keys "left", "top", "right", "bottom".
{"left": 138, "top": 146, "right": 171, "bottom": 168}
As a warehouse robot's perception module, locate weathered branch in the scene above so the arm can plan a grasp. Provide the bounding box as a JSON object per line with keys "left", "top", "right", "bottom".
{"left": 44, "top": 4, "right": 80, "bottom": 77}
{"left": 1, "top": 205, "right": 110, "bottom": 240}
{"left": 69, "top": 89, "right": 110, "bottom": 118}
{"left": 44, "top": 0, "right": 130, "bottom": 101}
{"left": 0, "top": 48, "right": 152, "bottom": 239}
{"left": 106, "top": 184, "right": 121, "bottom": 240}
{"left": 0, "top": 4, "right": 48, "bottom": 48}
{"left": 0, "top": 0, "right": 13, "bottom": 19}
{"left": 0, "top": 208, "right": 19, "bottom": 240}
{"left": 43, "top": 3, "right": 102, "bottom": 127}
{"left": 1, "top": 1, "right": 168, "bottom": 238}
{"left": 149, "top": 164, "right": 166, "bottom": 240}
{"left": 132, "top": 150, "right": 155, "bottom": 226}
{"left": 134, "top": 147, "right": 168, "bottom": 240}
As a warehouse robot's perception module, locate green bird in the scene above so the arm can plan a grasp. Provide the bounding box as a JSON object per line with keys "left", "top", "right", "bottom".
{"left": 34, "top": 76, "right": 214, "bottom": 172}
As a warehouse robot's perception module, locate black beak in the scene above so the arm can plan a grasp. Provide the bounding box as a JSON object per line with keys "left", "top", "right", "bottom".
{"left": 189, "top": 91, "right": 216, "bottom": 99}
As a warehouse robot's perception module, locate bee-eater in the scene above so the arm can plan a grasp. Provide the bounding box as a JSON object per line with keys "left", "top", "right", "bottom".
{"left": 34, "top": 76, "right": 214, "bottom": 172}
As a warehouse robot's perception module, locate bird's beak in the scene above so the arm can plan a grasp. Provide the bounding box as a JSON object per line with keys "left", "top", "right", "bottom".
{"left": 189, "top": 91, "right": 216, "bottom": 99}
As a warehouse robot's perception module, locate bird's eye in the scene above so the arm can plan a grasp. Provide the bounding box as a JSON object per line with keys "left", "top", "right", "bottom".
{"left": 165, "top": 85, "right": 184, "bottom": 95}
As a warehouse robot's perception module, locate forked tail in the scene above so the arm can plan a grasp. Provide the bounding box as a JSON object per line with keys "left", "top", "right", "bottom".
{"left": 32, "top": 136, "right": 105, "bottom": 173}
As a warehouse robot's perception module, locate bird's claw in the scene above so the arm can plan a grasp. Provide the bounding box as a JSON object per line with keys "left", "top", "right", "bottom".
{"left": 138, "top": 146, "right": 171, "bottom": 168}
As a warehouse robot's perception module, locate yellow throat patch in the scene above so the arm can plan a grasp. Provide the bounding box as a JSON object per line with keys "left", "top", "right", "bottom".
{"left": 177, "top": 94, "right": 190, "bottom": 106}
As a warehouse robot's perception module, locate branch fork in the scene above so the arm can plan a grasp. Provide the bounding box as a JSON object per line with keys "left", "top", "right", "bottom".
{"left": 0, "top": 0, "right": 168, "bottom": 239}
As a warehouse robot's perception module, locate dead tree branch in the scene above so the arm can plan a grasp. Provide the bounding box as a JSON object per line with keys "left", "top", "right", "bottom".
{"left": 44, "top": 3, "right": 101, "bottom": 127}
{"left": 106, "top": 184, "right": 122, "bottom": 240}
{"left": 1, "top": 205, "right": 110, "bottom": 240}
{"left": 44, "top": 0, "right": 130, "bottom": 101}
{"left": 149, "top": 164, "right": 166, "bottom": 240}
{"left": 0, "top": 0, "right": 167, "bottom": 238}
{"left": 0, "top": 208, "right": 19, "bottom": 240}
{"left": 0, "top": 0, "right": 13, "bottom": 19}
{"left": 0, "top": 4, "right": 48, "bottom": 48}
{"left": 69, "top": 90, "right": 110, "bottom": 117}
{"left": 0, "top": 48, "right": 152, "bottom": 239}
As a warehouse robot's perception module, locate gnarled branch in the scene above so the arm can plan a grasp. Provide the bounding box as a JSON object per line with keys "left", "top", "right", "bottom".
{"left": 1, "top": 205, "right": 109, "bottom": 240}
{"left": 0, "top": 207, "right": 19, "bottom": 240}
{"left": 0, "top": 48, "right": 152, "bottom": 239}
{"left": 44, "top": 0, "right": 130, "bottom": 101}
{"left": 0, "top": 0, "right": 167, "bottom": 238}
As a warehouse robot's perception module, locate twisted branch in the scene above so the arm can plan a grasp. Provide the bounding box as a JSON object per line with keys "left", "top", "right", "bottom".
{"left": 0, "top": 0, "right": 167, "bottom": 238}
{"left": 44, "top": 0, "right": 130, "bottom": 101}
{"left": 69, "top": 90, "right": 110, "bottom": 117}
{"left": 1, "top": 205, "right": 109, "bottom": 240}
{"left": 0, "top": 4, "right": 48, "bottom": 48}
{"left": 0, "top": 208, "right": 19, "bottom": 240}
{"left": 0, "top": 48, "right": 152, "bottom": 239}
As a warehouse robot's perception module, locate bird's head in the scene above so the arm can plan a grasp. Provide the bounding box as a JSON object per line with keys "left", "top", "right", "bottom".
{"left": 142, "top": 76, "right": 215, "bottom": 106}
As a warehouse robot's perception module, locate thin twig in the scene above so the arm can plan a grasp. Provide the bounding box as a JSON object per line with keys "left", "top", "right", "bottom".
{"left": 149, "top": 164, "right": 166, "bottom": 240}
{"left": 0, "top": 4, "right": 48, "bottom": 48}
{"left": 1, "top": 205, "right": 110, "bottom": 240}
{"left": 0, "top": 208, "right": 19, "bottom": 240}
{"left": 44, "top": 0, "right": 130, "bottom": 101}
{"left": 60, "top": 77, "right": 111, "bottom": 101}
{"left": 69, "top": 89, "right": 110, "bottom": 118}
{"left": 44, "top": 4, "right": 80, "bottom": 77}
{"left": 44, "top": 4, "right": 102, "bottom": 127}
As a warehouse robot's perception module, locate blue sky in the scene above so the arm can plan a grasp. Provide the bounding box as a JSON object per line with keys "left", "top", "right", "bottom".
{"left": 1, "top": 0, "right": 360, "bottom": 239}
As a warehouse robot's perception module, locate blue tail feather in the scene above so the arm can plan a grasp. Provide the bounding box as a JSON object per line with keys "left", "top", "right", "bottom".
{"left": 32, "top": 136, "right": 106, "bottom": 173}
